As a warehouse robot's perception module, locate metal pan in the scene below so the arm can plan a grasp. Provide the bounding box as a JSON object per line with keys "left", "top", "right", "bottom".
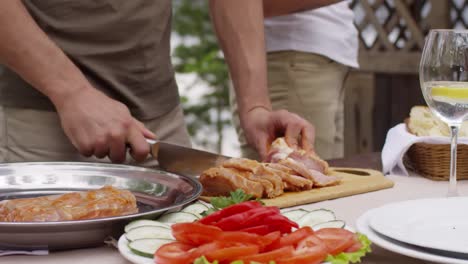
{"left": 0, "top": 162, "right": 202, "bottom": 250}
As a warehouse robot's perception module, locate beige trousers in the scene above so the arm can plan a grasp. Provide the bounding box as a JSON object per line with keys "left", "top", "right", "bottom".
{"left": 230, "top": 51, "right": 349, "bottom": 160}
{"left": 0, "top": 104, "right": 191, "bottom": 167}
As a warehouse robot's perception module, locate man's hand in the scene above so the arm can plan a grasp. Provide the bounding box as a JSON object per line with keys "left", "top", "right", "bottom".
{"left": 54, "top": 88, "right": 155, "bottom": 163}
{"left": 241, "top": 107, "right": 315, "bottom": 160}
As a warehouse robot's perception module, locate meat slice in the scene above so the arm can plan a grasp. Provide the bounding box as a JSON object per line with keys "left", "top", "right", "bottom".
{"left": 222, "top": 158, "right": 263, "bottom": 173}
{"left": 256, "top": 166, "right": 284, "bottom": 197}
{"left": 266, "top": 138, "right": 329, "bottom": 174}
{"left": 200, "top": 167, "right": 264, "bottom": 198}
{"left": 238, "top": 169, "right": 277, "bottom": 198}
{"left": 265, "top": 138, "right": 294, "bottom": 163}
{"left": 265, "top": 163, "right": 296, "bottom": 175}
{"left": 306, "top": 169, "right": 341, "bottom": 187}
{"left": 279, "top": 158, "right": 340, "bottom": 187}
{"left": 222, "top": 158, "right": 283, "bottom": 198}
{"left": 267, "top": 163, "right": 314, "bottom": 192}
{"left": 288, "top": 150, "right": 329, "bottom": 174}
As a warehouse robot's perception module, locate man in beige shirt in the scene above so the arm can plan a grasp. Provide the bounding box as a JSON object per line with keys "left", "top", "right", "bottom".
{"left": 0, "top": 1, "right": 337, "bottom": 165}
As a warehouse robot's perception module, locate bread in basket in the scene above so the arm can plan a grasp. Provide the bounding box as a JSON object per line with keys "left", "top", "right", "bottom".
{"left": 404, "top": 106, "right": 468, "bottom": 180}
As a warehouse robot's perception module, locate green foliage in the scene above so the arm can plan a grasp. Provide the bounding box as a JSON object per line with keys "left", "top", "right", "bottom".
{"left": 210, "top": 189, "right": 256, "bottom": 209}
{"left": 172, "top": 0, "right": 231, "bottom": 153}
{"left": 200, "top": 189, "right": 261, "bottom": 217}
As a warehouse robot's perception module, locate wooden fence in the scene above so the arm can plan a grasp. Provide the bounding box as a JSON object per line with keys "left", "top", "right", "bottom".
{"left": 344, "top": 0, "right": 465, "bottom": 156}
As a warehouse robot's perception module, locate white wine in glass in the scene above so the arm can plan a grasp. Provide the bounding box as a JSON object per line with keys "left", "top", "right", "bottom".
{"left": 420, "top": 29, "right": 468, "bottom": 196}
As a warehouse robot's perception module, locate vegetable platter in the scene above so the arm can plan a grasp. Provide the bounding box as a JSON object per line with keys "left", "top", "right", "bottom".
{"left": 118, "top": 190, "right": 371, "bottom": 264}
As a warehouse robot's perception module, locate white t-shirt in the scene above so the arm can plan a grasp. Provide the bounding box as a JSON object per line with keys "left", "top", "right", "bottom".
{"left": 264, "top": 1, "right": 359, "bottom": 68}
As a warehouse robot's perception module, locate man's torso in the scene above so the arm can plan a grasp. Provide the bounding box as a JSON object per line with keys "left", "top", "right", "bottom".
{"left": 0, "top": 0, "right": 179, "bottom": 119}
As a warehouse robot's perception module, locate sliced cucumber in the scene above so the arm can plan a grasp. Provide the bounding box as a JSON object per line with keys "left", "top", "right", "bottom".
{"left": 126, "top": 226, "right": 174, "bottom": 241}
{"left": 181, "top": 202, "right": 210, "bottom": 218}
{"left": 124, "top": 219, "right": 170, "bottom": 233}
{"left": 158, "top": 211, "right": 199, "bottom": 223}
{"left": 128, "top": 238, "right": 173, "bottom": 258}
{"left": 312, "top": 220, "right": 346, "bottom": 231}
{"left": 297, "top": 209, "right": 336, "bottom": 228}
{"left": 282, "top": 209, "right": 310, "bottom": 222}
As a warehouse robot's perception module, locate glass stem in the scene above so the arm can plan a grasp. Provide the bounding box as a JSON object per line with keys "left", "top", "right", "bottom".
{"left": 448, "top": 125, "right": 460, "bottom": 197}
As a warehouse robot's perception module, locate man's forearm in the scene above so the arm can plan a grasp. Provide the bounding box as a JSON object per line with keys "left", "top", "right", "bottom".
{"left": 263, "top": 0, "right": 342, "bottom": 17}
{"left": 209, "top": 0, "right": 271, "bottom": 121}
{"left": 0, "top": 1, "right": 92, "bottom": 108}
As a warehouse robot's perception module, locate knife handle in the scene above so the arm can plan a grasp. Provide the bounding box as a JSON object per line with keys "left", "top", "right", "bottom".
{"left": 145, "top": 138, "right": 158, "bottom": 145}
{"left": 126, "top": 139, "right": 159, "bottom": 158}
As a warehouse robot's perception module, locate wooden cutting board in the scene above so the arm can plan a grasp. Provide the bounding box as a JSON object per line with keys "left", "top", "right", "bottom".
{"left": 262, "top": 167, "right": 394, "bottom": 208}
{"left": 200, "top": 167, "right": 394, "bottom": 209}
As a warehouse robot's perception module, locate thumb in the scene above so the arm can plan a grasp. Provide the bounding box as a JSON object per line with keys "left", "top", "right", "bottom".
{"left": 133, "top": 119, "right": 156, "bottom": 139}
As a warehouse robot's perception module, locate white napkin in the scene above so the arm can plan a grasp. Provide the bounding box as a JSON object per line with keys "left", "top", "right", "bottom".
{"left": 382, "top": 123, "right": 468, "bottom": 176}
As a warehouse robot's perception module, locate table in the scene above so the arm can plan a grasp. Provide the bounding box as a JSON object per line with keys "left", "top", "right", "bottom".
{"left": 2, "top": 153, "right": 464, "bottom": 264}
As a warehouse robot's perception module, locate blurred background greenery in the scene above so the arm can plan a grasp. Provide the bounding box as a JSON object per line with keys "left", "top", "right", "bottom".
{"left": 172, "top": 0, "right": 233, "bottom": 155}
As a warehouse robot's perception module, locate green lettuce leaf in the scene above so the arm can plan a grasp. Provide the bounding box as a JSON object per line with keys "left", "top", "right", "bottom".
{"left": 211, "top": 189, "right": 255, "bottom": 210}
{"left": 193, "top": 256, "right": 218, "bottom": 264}
{"left": 325, "top": 233, "right": 372, "bottom": 264}
{"left": 200, "top": 189, "right": 264, "bottom": 217}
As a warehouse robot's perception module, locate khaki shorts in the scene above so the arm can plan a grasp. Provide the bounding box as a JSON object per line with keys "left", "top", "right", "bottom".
{"left": 0, "top": 104, "right": 191, "bottom": 167}
{"left": 230, "top": 51, "right": 349, "bottom": 160}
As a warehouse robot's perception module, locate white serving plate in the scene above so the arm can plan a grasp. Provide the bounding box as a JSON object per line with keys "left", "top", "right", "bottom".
{"left": 368, "top": 197, "right": 468, "bottom": 255}
{"left": 357, "top": 208, "right": 468, "bottom": 264}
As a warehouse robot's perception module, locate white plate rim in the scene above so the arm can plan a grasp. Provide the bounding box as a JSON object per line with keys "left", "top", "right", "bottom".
{"left": 356, "top": 208, "right": 468, "bottom": 264}
{"left": 367, "top": 197, "right": 468, "bottom": 254}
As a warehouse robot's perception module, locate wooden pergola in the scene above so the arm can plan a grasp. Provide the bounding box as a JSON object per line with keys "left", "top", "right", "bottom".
{"left": 344, "top": 0, "right": 463, "bottom": 156}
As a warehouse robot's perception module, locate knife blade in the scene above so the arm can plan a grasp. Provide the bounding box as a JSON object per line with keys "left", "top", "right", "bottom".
{"left": 147, "top": 139, "right": 231, "bottom": 177}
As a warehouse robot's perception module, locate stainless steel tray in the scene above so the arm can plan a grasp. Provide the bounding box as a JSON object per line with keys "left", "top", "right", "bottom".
{"left": 0, "top": 162, "right": 202, "bottom": 250}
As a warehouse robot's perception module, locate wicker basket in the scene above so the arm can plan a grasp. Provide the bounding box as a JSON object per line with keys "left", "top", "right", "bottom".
{"left": 404, "top": 120, "right": 468, "bottom": 181}
{"left": 404, "top": 143, "right": 468, "bottom": 181}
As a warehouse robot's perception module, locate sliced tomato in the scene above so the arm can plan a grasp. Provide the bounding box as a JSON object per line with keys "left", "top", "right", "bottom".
{"left": 269, "top": 227, "right": 315, "bottom": 250}
{"left": 259, "top": 231, "right": 282, "bottom": 250}
{"left": 199, "top": 201, "right": 262, "bottom": 225}
{"left": 276, "top": 252, "right": 325, "bottom": 264}
{"left": 216, "top": 231, "right": 280, "bottom": 251}
{"left": 315, "top": 228, "right": 355, "bottom": 255}
{"left": 345, "top": 234, "right": 363, "bottom": 252}
{"left": 296, "top": 233, "right": 325, "bottom": 250}
{"left": 240, "top": 224, "right": 270, "bottom": 235}
{"left": 237, "top": 246, "right": 294, "bottom": 263}
{"left": 213, "top": 207, "right": 273, "bottom": 231}
{"left": 296, "top": 234, "right": 328, "bottom": 258}
{"left": 172, "top": 222, "right": 222, "bottom": 246}
{"left": 238, "top": 207, "right": 280, "bottom": 228}
{"left": 205, "top": 243, "right": 260, "bottom": 262}
{"left": 154, "top": 242, "right": 194, "bottom": 264}
{"left": 190, "top": 241, "right": 225, "bottom": 260}
{"left": 261, "top": 214, "right": 299, "bottom": 234}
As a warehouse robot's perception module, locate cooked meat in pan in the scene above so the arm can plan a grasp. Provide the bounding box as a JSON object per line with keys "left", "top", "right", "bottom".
{"left": 0, "top": 186, "right": 138, "bottom": 222}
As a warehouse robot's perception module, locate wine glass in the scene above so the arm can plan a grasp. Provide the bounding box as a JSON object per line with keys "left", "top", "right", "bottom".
{"left": 420, "top": 29, "right": 468, "bottom": 197}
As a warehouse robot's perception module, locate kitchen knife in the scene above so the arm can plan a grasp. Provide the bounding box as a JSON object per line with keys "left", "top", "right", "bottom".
{"left": 147, "top": 139, "right": 231, "bottom": 178}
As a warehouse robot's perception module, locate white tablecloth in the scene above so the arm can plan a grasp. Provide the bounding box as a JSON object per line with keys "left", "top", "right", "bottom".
{"left": 3, "top": 174, "right": 466, "bottom": 264}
